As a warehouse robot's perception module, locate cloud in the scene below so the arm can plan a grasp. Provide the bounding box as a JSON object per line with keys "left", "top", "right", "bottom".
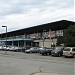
{"left": 0, "top": 0, "right": 74, "bottom": 33}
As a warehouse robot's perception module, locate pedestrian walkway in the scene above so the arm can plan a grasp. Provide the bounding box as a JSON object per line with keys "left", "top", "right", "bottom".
{"left": 33, "top": 73, "right": 63, "bottom": 75}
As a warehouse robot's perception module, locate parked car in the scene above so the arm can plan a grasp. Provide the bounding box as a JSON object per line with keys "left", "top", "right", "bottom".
{"left": 0, "top": 46, "right": 3, "bottom": 50}
{"left": 2, "top": 45, "right": 10, "bottom": 51}
{"left": 18, "top": 47, "right": 23, "bottom": 52}
{"left": 51, "top": 46, "right": 64, "bottom": 56}
{"left": 39, "top": 47, "right": 53, "bottom": 55}
{"left": 7, "top": 46, "right": 19, "bottom": 52}
{"left": 22, "top": 46, "right": 31, "bottom": 52}
{"left": 63, "top": 47, "right": 75, "bottom": 57}
{"left": 25, "top": 47, "right": 39, "bottom": 53}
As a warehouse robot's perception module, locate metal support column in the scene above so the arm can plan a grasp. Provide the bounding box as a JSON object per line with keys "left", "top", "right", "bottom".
{"left": 24, "top": 41, "right": 26, "bottom": 47}
{"left": 43, "top": 39, "right": 44, "bottom": 47}
{"left": 18, "top": 41, "right": 19, "bottom": 47}
{"left": 12, "top": 41, "right": 14, "bottom": 46}
{"left": 31, "top": 42, "right": 33, "bottom": 47}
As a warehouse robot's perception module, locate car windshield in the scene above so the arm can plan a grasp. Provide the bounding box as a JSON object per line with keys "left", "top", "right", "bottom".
{"left": 30, "top": 47, "right": 36, "bottom": 50}
{"left": 64, "top": 48, "right": 70, "bottom": 51}
{"left": 39, "top": 47, "right": 46, "bottom": 50}
{"left": 54, "top": 47, "right": 63, "bottom": 51}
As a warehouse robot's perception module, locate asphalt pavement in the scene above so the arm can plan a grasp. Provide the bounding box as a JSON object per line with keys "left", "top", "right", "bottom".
{"left": 0, "top": 51, "right": 75, "bottom": 75}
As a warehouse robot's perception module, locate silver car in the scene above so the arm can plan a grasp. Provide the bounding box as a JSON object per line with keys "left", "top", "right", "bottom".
{"left": 0, "top": 46, "right": 3, "bottom": 50}
{"left": 25, "top": 47, "right": 39, "bottom": 53}
{"left": 7, "top": 46, "right": 19, "bottom": 52}
{"left": 63, "top": 47, "right": 75, "bottom": 57}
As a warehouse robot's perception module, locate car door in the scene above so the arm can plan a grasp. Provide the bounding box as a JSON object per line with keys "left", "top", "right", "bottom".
{"left": 60, "top": 47, "right": 64, "bottom": 54}
{"left": 34, "top": 47, "right": 38, "bottom": 52}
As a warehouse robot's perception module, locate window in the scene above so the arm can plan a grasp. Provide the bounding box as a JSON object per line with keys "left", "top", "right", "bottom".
{"left": 64, "top": 48, "right": 70, "bottom": 51}
{"left": 72, "top": 48, "right": 75, "bottom": 51}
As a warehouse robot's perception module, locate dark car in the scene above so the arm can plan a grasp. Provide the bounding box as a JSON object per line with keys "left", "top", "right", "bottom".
{"left": 39, "top": 47, "right": 53, "bottom": 55}
{"left": 51, "top": 47, "right": 64, "bottom": 56}
{"left": 22, "top": 46, "right": 31, "bottom": 52}
{"left": 17, "top": 47, "right": 23, "bottom": 52}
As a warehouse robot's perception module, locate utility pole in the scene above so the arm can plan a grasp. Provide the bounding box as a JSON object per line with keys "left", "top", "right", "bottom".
{"left": 2, "top": 26, "right": 7, "bottom": 54}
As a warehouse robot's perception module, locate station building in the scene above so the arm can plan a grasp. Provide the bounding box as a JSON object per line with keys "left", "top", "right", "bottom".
{"left": 0, "top": 20, "right": 75, "bottom": 48}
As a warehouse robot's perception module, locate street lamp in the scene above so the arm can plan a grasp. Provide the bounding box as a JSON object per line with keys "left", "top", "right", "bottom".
{"left": 49, "top": 29, "right": 51, "bottom": 40}
{"left": 49, "top": 29, "right": 52, "bottom": 47}
{"left": 2, "top": 26, "right": 7, "bottom": 54}
{"left": 42, "top": 30, "right": 46, "bottom": 47}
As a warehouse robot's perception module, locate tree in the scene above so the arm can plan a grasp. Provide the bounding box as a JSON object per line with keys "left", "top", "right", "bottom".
{"left": 56, "top": 36, "right": 64, "bottom": 46}
{"left": 63, "top": 25, "right": 75, "bottom": 47}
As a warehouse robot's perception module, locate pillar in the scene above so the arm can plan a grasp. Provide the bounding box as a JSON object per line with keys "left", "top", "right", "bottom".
{"left": 31, "top": 42, "right": 33, "bottom": 47}
{"left": 18, "top": 41, "right": 19, "bottom": 47}
{"left": 12, "top": 41, "right": 14, "bottom": 46}
{"left": 24, "top": 41, "right": 26, "bottom": 47}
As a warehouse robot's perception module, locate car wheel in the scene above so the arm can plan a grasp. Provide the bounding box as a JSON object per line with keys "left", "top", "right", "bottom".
{"left": 49, "top": 53, "right": 51, "bottom": 55}
{"left": 47, "top": 53, "right": 49, "bottom": 55}
{"left": 30, "top": 51, "right": 32, "bottom": 53}
{"left": 15, "top": 50, "right": 17, "bottom": 52}
{"left": 64, "top": 56, "right": 67, "bottom": 58}
{"left": 73, "top": 54, "right": 75, "bottom": 58}
{"left": 42, "top": 54, "right": 44, "bottom": 55}
{"left": 58, "top": 53, "right": 61, "bottom": 57}
{"left": 17, "top": 50, "right": 19, "bottom": 52}
{"left": 45, "top": 53, "right": 47, "bottom": 55}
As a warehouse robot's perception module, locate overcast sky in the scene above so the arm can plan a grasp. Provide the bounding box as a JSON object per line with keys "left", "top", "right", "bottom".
{"left": 0, "top": 0, "right": 74, "bottom": 34}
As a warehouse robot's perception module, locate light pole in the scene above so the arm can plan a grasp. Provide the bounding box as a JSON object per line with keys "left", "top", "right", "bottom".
{"left": 49, "top": 29, "right": 51, "bottom": 47}
{"left": 49, "top": 29, "right": 51, "bottom": 40}
{"left": 2, "top": 26, "right": 7, "bottom": 54}
{"left": 42, "top": 30, "right": 46, "bottom": 47}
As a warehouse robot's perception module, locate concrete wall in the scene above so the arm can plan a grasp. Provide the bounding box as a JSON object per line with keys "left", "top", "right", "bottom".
{"left": 34, "top": 39, "right": 57, "bottom": 48}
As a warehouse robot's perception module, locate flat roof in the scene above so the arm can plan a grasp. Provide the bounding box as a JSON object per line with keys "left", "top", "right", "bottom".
{"left": 0, "top": 20, "right": 75, "bottom": 37}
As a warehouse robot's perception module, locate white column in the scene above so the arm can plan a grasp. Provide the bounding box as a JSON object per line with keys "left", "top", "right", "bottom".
{"left": 12, "top": 41, "right": 14, "bottom": 46}
{"left": 18, "top": 41, "right": 19, "bottom": 47}
{"left": 24, "top": 41, "right": 26, "bottom": 47}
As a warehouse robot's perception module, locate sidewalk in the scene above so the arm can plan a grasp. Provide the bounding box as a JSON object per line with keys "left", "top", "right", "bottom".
{"left": 33, "top": 73, "right": 63, "bottom": 75}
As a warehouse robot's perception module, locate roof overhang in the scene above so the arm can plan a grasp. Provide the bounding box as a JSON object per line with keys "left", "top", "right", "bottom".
{"left": 0, "top": 38, "right": 33, "bottom": 42}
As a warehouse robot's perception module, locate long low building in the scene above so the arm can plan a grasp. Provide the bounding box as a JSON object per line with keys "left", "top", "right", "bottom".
{"left": 0, "top": 20, "right": 75, "bottom": 48}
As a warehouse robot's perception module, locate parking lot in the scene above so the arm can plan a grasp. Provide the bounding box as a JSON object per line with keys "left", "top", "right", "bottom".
{"left": 0, "top": 51, "right": 75, "bottom": 75}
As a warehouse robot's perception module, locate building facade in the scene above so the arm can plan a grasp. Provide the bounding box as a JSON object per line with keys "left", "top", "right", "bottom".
{"left": 0, "top": 20, "right": 74, "bottom": 48}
